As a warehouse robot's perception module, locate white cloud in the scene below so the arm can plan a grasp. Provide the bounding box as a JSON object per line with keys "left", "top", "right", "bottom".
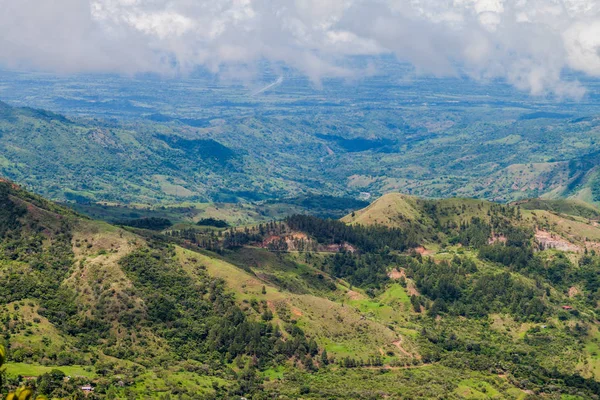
{"left": 1, "top": 0, "right": 600, "bottom": 97}
{"left": 564, "top": 21, "right": 600, "bottom": 76}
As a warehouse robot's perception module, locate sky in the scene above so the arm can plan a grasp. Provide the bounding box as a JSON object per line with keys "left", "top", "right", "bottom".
{"left": 1, "top": 0, "right": 600, "bottom": 98}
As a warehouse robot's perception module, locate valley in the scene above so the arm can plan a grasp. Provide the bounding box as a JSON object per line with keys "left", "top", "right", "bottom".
{"left": 3, "top": 69, "right": 600, "bottom": 209}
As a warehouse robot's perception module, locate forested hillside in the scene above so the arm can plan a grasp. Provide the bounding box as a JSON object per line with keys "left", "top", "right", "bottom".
{"left": 2, "top": 180, "right": 600, "bottom": 398}
{"left": 0, "top": 180, "right": 317, "bottom": 398}
{"left": 4, "top": 99, "right": 600, "bottom": 207}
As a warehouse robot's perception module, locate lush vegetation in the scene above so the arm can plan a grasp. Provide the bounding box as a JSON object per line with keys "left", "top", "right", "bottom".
{"left": 196, "top": 218, "right": 229, "bottom": 228}
{"left": 118, "top": 244, "right": 314, "bottom": 369}
{"left": 4, "top": 179, "right": 600, "bottom": 398}
{"left": 4, "top": 84, "right": 600, "bottom": 208}
{"left": 8, "top": 66, "right": 600, "bottom": 398}
{"left": 0, "top": 181, "right": 323, "bottom": 399}
{"left": 115, "top": 217, "right": 173, "bottom": 230}
{"left": 285, "top": 214, "right": 419, "bottom": 252}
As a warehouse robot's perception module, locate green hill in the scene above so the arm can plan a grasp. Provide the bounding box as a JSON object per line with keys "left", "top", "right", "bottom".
{"left": 515, "top": 198, "right": 600, "bottom": 219}
{"left": 4, "top": 183, "right": 600, "bottom": 398}
{"left": 341, "top": 193, "right": 428, "bottom": 227}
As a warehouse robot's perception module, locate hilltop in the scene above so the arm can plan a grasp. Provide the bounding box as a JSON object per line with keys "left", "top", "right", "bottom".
{"left": 3, "top": 182, "right": 600, "bottom": 398}
{"left": 341, "top": 193, "right": 427, "bottom": 227}
{"left": 343, "top": 193, "right": 600, "bottom": 252}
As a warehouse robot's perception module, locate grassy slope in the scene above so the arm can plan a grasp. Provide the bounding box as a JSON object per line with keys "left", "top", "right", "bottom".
{"left": 2, "top": 221, "right": 423, "bottom": 396}
{"left": 342, "top": 193, "right": 503, "bottom": 229}
{"left": 341, "top": 193, "right": 425, "bottom": 227}
{"left": 516, "top": 198, "right": 600, "bottom": 219}
{"left": 176, "top": 248, "right": 415, "bottom": 361}
{"left": 5, "top": 363, "right": 95, "bottom": 379}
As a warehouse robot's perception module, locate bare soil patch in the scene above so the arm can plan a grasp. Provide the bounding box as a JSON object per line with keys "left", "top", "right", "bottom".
{"left": 387, "top": 269, "right": 405, "bottom": 280}
{"left": 535, "top": 230, "right": 581, "bottom": 252}
{"left": 346, "top": 290, "right": 362, "bottom": 300}
{"left": 569, "top": 286, "right": 581, "bottom": 298}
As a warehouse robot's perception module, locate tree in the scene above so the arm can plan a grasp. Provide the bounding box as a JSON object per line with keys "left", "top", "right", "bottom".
{"left": 308, "top": 339, "right": 319, "bottom": 357}
{"left": 0, "top": 345, "right": 4, "bottom": 394}
{"left": 36, "top": 370, "right": 66, "bottom": 397}
{"left": 320, "top": 349, "right": 329, "bottom": 366}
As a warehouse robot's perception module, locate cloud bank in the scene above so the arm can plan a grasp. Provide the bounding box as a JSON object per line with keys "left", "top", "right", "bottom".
{"left": 1, "top": 0, "right": 600, "bottom": 97}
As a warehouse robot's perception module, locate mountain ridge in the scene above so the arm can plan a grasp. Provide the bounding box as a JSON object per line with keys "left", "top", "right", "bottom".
{"left": 4, "top": 100, "right": 600, "bottom": 207}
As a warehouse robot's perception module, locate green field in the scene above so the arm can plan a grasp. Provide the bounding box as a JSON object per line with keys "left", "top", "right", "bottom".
{"left": 5, "top": 363, "right": 95, "bottom": 378}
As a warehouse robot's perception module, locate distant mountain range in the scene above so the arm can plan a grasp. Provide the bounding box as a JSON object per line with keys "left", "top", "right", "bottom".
{"left": 3, "top": 100, "right": 600, "bottom": 208}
